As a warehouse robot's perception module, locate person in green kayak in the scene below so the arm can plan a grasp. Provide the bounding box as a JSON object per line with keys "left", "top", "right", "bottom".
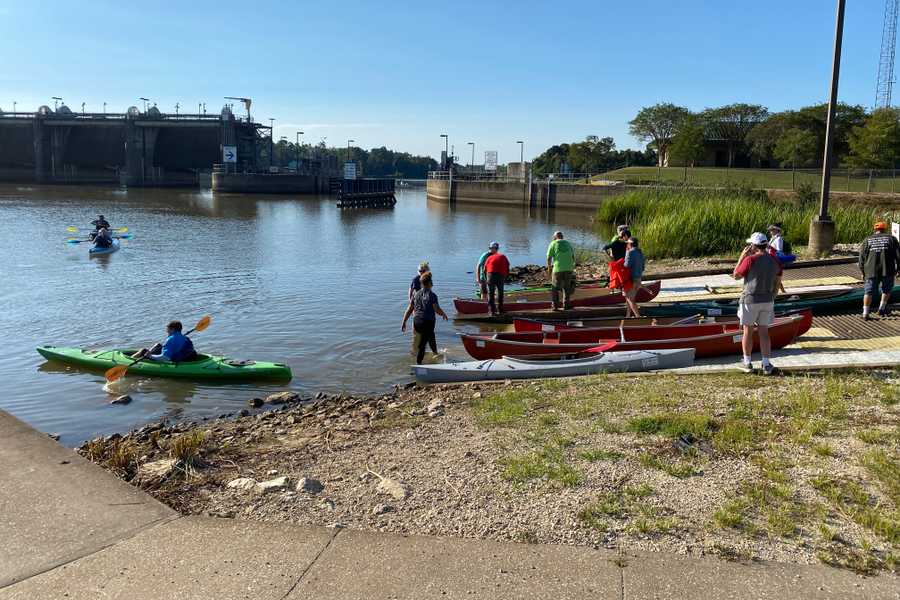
{"left": 132, "top": 321, "right": 197, "bottom": 362}
{"left": 547, "top": 230, "right": 576, "bottom": 310}
{"left": 401, "top": 272, "right": 449, "bottom": 364}
{"left": 475, "top": 243, "right": 496, "bottom": 300}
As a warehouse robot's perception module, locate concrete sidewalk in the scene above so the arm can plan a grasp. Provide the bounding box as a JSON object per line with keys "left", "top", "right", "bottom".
{"left": 1, "top": 410, "right": 897, "bottom": 599}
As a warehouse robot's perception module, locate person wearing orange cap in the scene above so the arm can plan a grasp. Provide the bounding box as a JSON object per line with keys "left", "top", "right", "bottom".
{"left": 859, "top": 221, "right": 900, "bottom": 320}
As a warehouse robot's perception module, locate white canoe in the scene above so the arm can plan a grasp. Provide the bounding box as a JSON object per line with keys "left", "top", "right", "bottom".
{"left": 411, "top": 348, "right": 695, "bottom": 384}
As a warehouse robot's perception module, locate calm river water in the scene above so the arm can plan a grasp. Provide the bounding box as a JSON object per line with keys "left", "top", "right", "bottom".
{"left": 0, "top": 184, "right": 601, "bottom": 444}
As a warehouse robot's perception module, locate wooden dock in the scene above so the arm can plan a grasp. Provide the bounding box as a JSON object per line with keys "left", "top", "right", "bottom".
{"left": 332, "top": 178, "right": 396, "bottom": 208}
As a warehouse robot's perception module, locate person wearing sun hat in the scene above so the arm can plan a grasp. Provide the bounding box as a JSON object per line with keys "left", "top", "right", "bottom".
{"left": 733, "top": 231, "right": 783, "bottom": 375}
{"left": 859, "top": 221, "right": 900, "bottom": 319}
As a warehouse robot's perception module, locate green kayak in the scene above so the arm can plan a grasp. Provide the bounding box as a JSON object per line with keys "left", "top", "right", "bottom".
{"left": 37, "top": 346, "right": 292, "bottom": 381}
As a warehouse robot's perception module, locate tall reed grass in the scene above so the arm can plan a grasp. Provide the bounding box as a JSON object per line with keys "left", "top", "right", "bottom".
{"left": 596, "top": 188, "right": 878, "bottom": 259}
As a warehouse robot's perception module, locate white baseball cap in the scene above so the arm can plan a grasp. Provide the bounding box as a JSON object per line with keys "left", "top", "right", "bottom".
{"left": 746, "top": 232, "right": 768, "bottom": 245}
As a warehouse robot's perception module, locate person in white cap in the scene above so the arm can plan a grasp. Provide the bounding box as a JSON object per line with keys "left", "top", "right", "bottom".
{"left": 732, "top": 232, "right": 783, "bottom": 375}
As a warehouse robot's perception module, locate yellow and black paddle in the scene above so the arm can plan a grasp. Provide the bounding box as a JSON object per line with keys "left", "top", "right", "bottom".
{"left": 104, "top": 315, "right": 211, "bottom": 382}
{"left": 68, "top": 225, "right": 128, "bottom": 234}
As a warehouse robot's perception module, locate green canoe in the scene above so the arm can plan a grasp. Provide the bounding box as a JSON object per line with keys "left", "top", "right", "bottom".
{"left": 36, "top": 346, "right": 292, "bottom": 381}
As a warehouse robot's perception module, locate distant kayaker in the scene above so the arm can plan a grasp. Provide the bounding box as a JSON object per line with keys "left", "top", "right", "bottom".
{"left": 603, "top": 228, "right": 630, "bottom": 261}
{"left": 401, "top": 272, "right": 449, "bottom": 364}
{"left": 547, "top": 231, "right": 576, "bottom": 310}
{"left": 623, "top": 237, "right": 645, "bottom": 318}
{"left": 92, "top": 227, "right": 113, "bottom": 249}
{"left": 409, "top": 261, "right": 430, "bottom": 301}
{"left": 475, "top": 244, "right": 496, "bottom": 300}
{"left": 92, "top": 214, "right": 110, "bottom": 230}
{"left": 859, "top": 221, "right": 900, "bottom": 320}
{"left": 733, "top": 232, "right": 782, "bottom": 375}
{"left": 132, "top": 321, "right": 197, "bottom": 363}
{"left": 484, "top": 242, "right": 510, "bottom": 316}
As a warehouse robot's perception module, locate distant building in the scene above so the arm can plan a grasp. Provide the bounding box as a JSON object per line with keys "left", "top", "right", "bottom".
{"left": 507, "top": 161, "right": 532, "bottom": 180}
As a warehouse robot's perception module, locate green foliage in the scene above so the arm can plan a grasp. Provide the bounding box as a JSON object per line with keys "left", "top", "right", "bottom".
{"left": 668, "top": 115, "right": 706, "bottom": 167}
{"left": 629, "top": 103, "right": 691, "bottom": 166}
{"left": 626, "top": 413, "right": 716, "bottom": 438}
{"left": 500, "top": 444, "right": 582, "bottom": 487}
{"left": 269, "top": 141, "right": 438, "bottom": 178}
{"left": 531, "top": 136, "right": 655, "bottom": 176}
{"left": 847, "top": 108, "right": 900, "bottom": 169}
{"left": 595, "top": 188, "right": 876, "bottom": 259}
{"left": 701, "top": 103, "right": 769, "bottom": 168}
{"left": 773, "top": 128, "right": 819, "bottom": 168}
{"left": 579, "top": 448, "right": 623, "bottom": 462}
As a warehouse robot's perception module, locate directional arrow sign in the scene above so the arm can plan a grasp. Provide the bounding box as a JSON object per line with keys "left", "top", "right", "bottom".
{"left": 223, "top": 145, "right": 237, "bottom": 163}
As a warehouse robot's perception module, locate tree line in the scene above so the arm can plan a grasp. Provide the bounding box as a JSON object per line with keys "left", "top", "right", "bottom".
{"left": 531, "top": 136, "right": 657, "bottom": 176}
{"left": 628, "top": 102, "right": 900, "bottom": 170}
{"left": 269, "top": 140, "right": 438, "bottom": 178}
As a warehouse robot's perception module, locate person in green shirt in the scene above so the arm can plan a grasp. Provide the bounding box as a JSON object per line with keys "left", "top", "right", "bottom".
{"left": 547, "top": 231, "right": 576, "bottom": 310}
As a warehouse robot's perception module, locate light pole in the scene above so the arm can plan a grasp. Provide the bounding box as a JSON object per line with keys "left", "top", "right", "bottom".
{"left": 81, "top": 102, "right": 85, "bottom": 116}
{"left": 139, "top": 97, "right": 149, "bottom": 112}
{"left": 810, "top": 0, "right": 845, "bottom": 256}
{"left": 440, "top": 134, "right": 448, "bottom": 169}
{"left": 296, "top": 131, "right": 304, "bottom": 172}
{"left": 517, "top": 141, "right": 524, "bottom": 170}
{"left": 12, "top": 101, "right": 16, "bottom": 113}
{"left": 347, "top": 139, "right": 355, "bottom": 163}
{"left": 52, "top": 97, "right": 62, "bottom": 110}
{"left": 175, "top": 102, "right": 180, "bottom": 116}
{"left": 269, "top": 118, "right": 275, "bottom": 168}
{"left": 467, "top": 142, "right": 475, "bottom": 171}
{"left": 102, "top": 102, "right": 106, "bottom": 115}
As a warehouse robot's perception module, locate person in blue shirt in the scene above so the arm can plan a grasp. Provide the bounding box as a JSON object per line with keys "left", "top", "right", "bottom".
{"left": 401, "top": 272, "right": 448, "bottom": 364}
{"left": 133, "top": 321, "right": 197, "bottom": 362}
{"left": 409, "top": 261, "right": 430, "bottom": 301}
{"left": 623, "top": 237, "right": 646, "bottom": 318}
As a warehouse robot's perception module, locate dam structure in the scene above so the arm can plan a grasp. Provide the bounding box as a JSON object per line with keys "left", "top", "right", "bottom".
{"left": 0, "top": 104, "right": 265, "bottom": 187}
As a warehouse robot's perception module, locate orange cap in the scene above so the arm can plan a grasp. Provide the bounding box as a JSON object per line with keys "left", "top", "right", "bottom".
{"left": 874, "top": 221, "right": 888, "bottom": 231}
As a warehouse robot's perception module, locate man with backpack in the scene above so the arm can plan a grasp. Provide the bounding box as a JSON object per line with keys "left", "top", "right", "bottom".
{"left": 859, "top": 221, "right": 900, "bottom": 320}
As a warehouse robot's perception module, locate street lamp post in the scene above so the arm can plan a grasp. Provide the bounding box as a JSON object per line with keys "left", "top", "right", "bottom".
{"left": 12, "top": 101, "right": 16, "bottom": 113}
{"left": 139, "top": 97, "right": 149, "bottom": 113}
{"left": 52, "top": 97, "right": 62, "bottom": 111}
{"left": 81, "top": 102, "right": 85, "bottom": 116}
{"left": 810, "top": 0, "right": 845, "bottom": 256}
{"left": 175, "top": 102, "right": 180, "bottom": 116}
{"left": 102, "top": 102, "right": 106, "bottom": 115}
{"left": 269, "top": 118, "right": 275, "bottom": 168}
{"left": 440, "top": 134, "right": 448, "bottom": 170}
{"left": 347, "top": 139, "right": 355, "bottom": 163}
{"left": 296, "top": 131, "right": 304, "bottom": 173}
{"left": 467, "top": 142, "right": 475, "bottom": 172}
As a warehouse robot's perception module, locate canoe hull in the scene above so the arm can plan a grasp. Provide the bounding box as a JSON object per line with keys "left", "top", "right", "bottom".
{"left": 36, "top": 346, "right": 292, "bottom": 381}
{"left": 412, "top": 348, "right": 696, "bottom": 383}
{"left": 89, "top": 239, "right": 120, "bottom": 256}
{"left": 454, "top": 280, "right": 661, "bottom": 315}
{"left": 460, "top": 313, "right": 806, "bottom": 360}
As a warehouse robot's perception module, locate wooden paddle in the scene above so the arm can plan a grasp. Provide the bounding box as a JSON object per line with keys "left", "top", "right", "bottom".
{"left": 104, "top": 315, "right": 211, "bottom": 382}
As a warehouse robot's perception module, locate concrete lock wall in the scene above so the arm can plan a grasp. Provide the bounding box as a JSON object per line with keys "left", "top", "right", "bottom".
{"left": 426, "top": 179, "right": 630, "bottom": 210}
{"left": 211, "top": 172, "right": 328, "bottom": 194}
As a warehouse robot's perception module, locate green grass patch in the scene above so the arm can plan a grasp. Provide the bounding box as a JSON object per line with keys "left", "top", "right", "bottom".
{"left": 579, "top": 448, "right": 624, "bottom": 462}
{"left": 474, "top": 388, "right": 536, "bottom": 427}
{"left": 579, "top": 484, "right": 675, "bottom": 535}
{"left": 500, "top": 444, "right": 582, "bottom": 487}
{"left": 860, "top": 449, "right": 900, "bottom": 505}
{"left": 639, "top": 452, "right": 701, "bottom": 478}
{"left": 594, "top": 188, "right": 876, "bottom": 259}
{"left": 626, "top": 413, "right": 716, "bottom": 439}
{"left": 811, "top": 475, "right": 900, "bottom": 545}
{"left": 857, "top": 428, "right": 900, "bottom": 445}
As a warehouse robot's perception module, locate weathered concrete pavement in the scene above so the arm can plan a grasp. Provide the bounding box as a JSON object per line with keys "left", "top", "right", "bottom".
{"left": 1, "top": 410, "right": 897, "bottom": 599}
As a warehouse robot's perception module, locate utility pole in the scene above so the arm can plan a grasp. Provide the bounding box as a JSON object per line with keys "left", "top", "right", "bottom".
{"left": 269, "top": 118, "right": 275, "bottom": 169}
{"left": 296, "top": 131, "right": 304, "bottom": 173}
{"left": 467, "top": 141, "right": 475, "bottom": 171}
{"left": 175, "top": 102, "right": 180, "bottom": 116}
{"left": 810, "top": 0, "right": 845, "bottom": 256}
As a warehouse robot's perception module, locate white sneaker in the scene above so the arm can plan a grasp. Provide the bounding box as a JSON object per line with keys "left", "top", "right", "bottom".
{"left": 740, "top": 362, "right": 754, "bottom": 374}
{"left": 762, "top": 363, "right": 777, "bottom": 376}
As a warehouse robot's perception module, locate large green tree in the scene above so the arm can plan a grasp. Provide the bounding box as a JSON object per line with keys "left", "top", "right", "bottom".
{"left": 773, "top": 128, "right": 819, "bottom": 168}
{"left": 847, "top": 108, "right": 900, "bottom": 169}
{"left": 628, "top": 103, "right": 690, "bottom": 167}
{"left": 668, "top": 115, "right": 706, "bottom": 167}
{"left": 702, "top": 103, "right": 769, "bottom": 167}
{"left": 531, "top": 136, "right": 656, "bottom": 176}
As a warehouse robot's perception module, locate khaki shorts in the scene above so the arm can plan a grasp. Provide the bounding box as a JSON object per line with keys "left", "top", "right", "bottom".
{"left": 625, "top": 279, "right": 642, "bottom": 300}
{"left": 738, "top": 301, "right": 774, "bottom": 327}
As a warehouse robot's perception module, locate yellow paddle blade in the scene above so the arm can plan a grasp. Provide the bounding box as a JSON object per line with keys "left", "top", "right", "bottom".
{"left": 67, "top": 226, "right": 78, "bottom": 233}
{"left": 116, "top": 226, "right": 129, "bottom": 233}
{"left": 104, "top": 364, "right": 129, "bottom": 382}
{"left": 193, "top": 315, "right": 212, "bottom": 332}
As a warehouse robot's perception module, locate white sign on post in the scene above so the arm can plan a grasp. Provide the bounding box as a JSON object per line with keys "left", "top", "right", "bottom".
{"left": 344, "top": 161, "right": 357, "bottom": 180}
{"left": 222, "top": 145, "right": 237, "bottom": 163}
{"left": 892, "top": 222, "right": 899, "bottom": 242}
{"left": 484, "top": 150, "right": 498, "bottom": 172}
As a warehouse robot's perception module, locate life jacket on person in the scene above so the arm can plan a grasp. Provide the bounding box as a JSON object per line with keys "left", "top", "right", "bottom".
{"left": 93, "top": 231, "right": 113, "bottom": 248}
{"left": 174, "top": 336, "right": 197, "bottom": 362}
{"left": 608, "top": 258, "right": 633, "bottom": 292}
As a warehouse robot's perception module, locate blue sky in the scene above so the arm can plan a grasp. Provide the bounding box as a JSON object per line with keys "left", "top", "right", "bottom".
{"left": 0, "top": 0, "right": 887, "bottom": 162}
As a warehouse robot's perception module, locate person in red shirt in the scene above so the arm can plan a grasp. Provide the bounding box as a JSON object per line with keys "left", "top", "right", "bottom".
{"left": 484, "top": 241, "right": 510, "bottom": 316}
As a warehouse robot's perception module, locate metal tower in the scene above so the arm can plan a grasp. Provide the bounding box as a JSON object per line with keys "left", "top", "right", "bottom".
{"left": 876, "top": 0, "right": 900, "bottom": 108}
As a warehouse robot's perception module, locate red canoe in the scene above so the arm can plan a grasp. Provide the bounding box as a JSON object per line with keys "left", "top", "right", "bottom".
{"left": 460, "top": 311, "right": 810, "bottom": 360}
{"left": 513, "top": 310, "right": 813, "bottom": 338}
{"left": 454, "top": 280, "right": 661, "bottom": 315}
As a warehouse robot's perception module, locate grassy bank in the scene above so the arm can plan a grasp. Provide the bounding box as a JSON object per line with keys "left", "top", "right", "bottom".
{"left": 595, "top": 188, "right": 877, "bottom": 259}
{"left": 599, "top": 166, "right": 900, "bottom": 194}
